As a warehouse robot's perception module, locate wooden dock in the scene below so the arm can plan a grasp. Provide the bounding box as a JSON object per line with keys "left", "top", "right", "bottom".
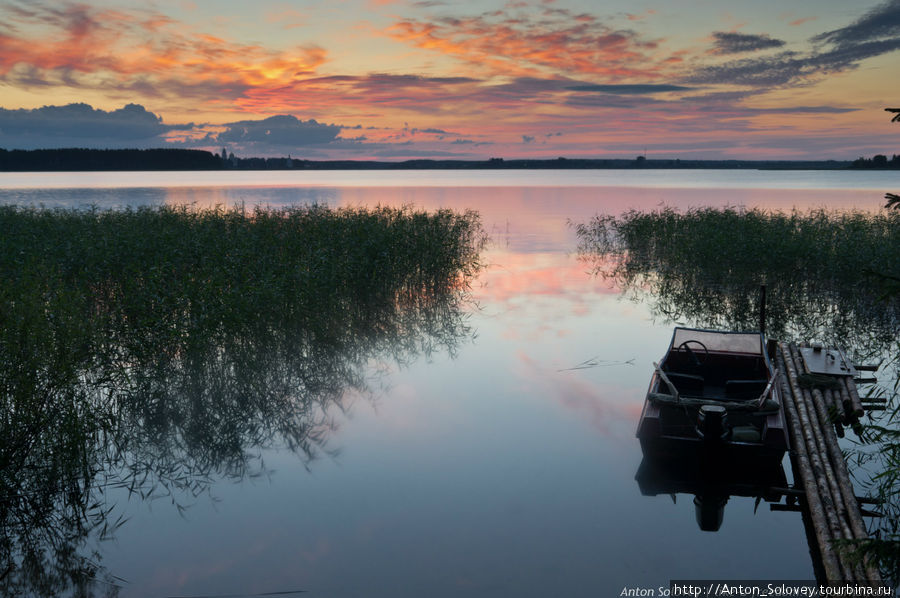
{"left": 775, "top": 342, "right": 882, "bottom": 584}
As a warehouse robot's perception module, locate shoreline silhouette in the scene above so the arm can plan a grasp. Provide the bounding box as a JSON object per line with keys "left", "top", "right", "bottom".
{"left": 1, "top": 147, "right": 885, "bottom": 172}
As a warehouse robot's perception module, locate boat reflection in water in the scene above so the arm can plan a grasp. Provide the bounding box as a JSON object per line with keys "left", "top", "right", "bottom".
{"left": 636, "top": 452, "right": 788, "bottom": 532}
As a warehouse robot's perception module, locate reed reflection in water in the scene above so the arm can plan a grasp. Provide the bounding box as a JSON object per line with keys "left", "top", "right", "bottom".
{"left": 0, "top": 204, "right": 485, "bottom": 596}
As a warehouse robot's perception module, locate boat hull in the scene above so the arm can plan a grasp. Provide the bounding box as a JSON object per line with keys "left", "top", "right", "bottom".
{"left": 638, "top": 434, "right": 787, "bottom": 468}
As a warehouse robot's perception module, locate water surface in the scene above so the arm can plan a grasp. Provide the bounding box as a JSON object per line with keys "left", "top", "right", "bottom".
{"left": 1, "top": 169, "right": 895, "bottom": 597}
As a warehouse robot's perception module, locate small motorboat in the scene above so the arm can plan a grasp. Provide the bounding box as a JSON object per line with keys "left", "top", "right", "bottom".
{"left": 636, "top": 327, "right": 787, "bottom": 467}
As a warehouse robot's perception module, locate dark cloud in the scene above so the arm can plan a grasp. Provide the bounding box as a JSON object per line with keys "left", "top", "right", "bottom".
{"left": 436, "top": 77, "right": 683, "bottom": 112}
{"left": 710, "top": 32, "right": 786, "bottom": 54}
{"left": 810, "top": 36, "right": 900, "bottom": 69}
{"left": 495, "top": 77, "right": 572, "bottom": 94}
{"left": 0, "top": 103, "right": 191, "bottom": 149}
{"left": 567, "top": 83, "right": 692, "bottom": 94}
{"left": 207, "top": 115, "right": 489, "bottom": 157}
{"left": 564, "top": 93, "right": 669, "bottom": 109}
{"left": 741, "top": 105, "right": 857, "bottom": 115}
{"left": 563, "top": 82, "right": 855, "bottom": 118}
{"left": 688, "top": 51, "right": 811, "bottom": 86}
{"left": 689, "top": 36, "right": 900, "bottom": 87}
{"left": 353, "top": 73, "right": 478, "bottom": 91}
{"left": 215, "top": 115, "right": 341, "bottom": 147}
{"left": 690, "top": 1, "right": 900, "bottom": 87}
{"left": 522, "top": 135, "right": 535, "bottom": 143}
{"left": 683, "top": 90, "right": 857, "bottom": 115}
{"left": 812, "top": 0, "right": 900, "bottom": 47}
{"left": 681, "top": 89, "right": 769, "bottom": 103}
{"left": 402, "top": 125, "right": 455, "bottom": 136}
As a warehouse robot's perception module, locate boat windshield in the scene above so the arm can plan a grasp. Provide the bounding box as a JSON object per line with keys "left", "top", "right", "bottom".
{"left": 670, "top": 328, "right": 764, "bottom": 356}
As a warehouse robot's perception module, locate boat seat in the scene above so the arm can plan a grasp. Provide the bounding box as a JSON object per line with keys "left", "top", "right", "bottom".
{"left": 725, "top": 379, "right": 767, "bottom": 400}
{"left": 731, "top": 425, "right": 762, "bottom": 443}
{"left": 664, "top": 371, "right": 705, "bottom": 394}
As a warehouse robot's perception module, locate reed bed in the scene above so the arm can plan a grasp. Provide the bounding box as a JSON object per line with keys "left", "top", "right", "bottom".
{"left": 576, "top": 206, "right": 900, "bottom": 354}
{"left": 0, "top": 203, "right": 485, "bottom": 596}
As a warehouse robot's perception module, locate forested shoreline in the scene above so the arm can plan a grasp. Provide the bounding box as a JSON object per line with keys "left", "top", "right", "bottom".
{"left": 0, "top": 147, "right": 870, "bottom": 171}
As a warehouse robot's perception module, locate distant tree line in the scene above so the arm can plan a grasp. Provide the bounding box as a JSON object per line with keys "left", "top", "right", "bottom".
{"left": 851, "top": 153, "right": 900, "bottom": 169}
{"left": 0, "top": 147, "right": 860, "bottom": 171}
{"left": 0, "top": 148, "right": 223, "bottom": 171}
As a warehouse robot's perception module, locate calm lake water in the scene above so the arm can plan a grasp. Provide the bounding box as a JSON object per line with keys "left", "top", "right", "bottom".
{"left": 1, "top": 169, "right": 897, "bottom": 597}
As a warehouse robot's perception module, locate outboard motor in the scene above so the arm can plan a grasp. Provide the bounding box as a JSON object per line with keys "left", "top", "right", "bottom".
{"left": 693, "top": 405, "right": 731, "bottom": 530}
{"left": 694, "top": 493, "right": 729, "bottom": 531}
{"left": 696, "top": 404, "right": 729, "bottom": 443}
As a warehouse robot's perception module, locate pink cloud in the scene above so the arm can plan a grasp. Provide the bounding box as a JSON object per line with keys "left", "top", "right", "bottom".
{"left": 387, "top": 8, "right": 670, "bottom": 80}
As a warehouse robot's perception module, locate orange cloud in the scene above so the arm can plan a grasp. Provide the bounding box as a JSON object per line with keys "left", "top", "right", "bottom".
{"left": 0, "top": 1, "right": 327, "bottom": 109}
{"left": 387, "top": 8, "right": 669, "bottom": 80}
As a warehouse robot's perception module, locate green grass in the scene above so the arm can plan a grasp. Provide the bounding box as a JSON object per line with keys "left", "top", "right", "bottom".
{"left": 0, "top": 203, "right": 485, "bottom": 596}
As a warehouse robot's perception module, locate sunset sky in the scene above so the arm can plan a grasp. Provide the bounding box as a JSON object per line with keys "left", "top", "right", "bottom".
{"left": 1, "top": 0, "right": 898, "bottom": 160}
